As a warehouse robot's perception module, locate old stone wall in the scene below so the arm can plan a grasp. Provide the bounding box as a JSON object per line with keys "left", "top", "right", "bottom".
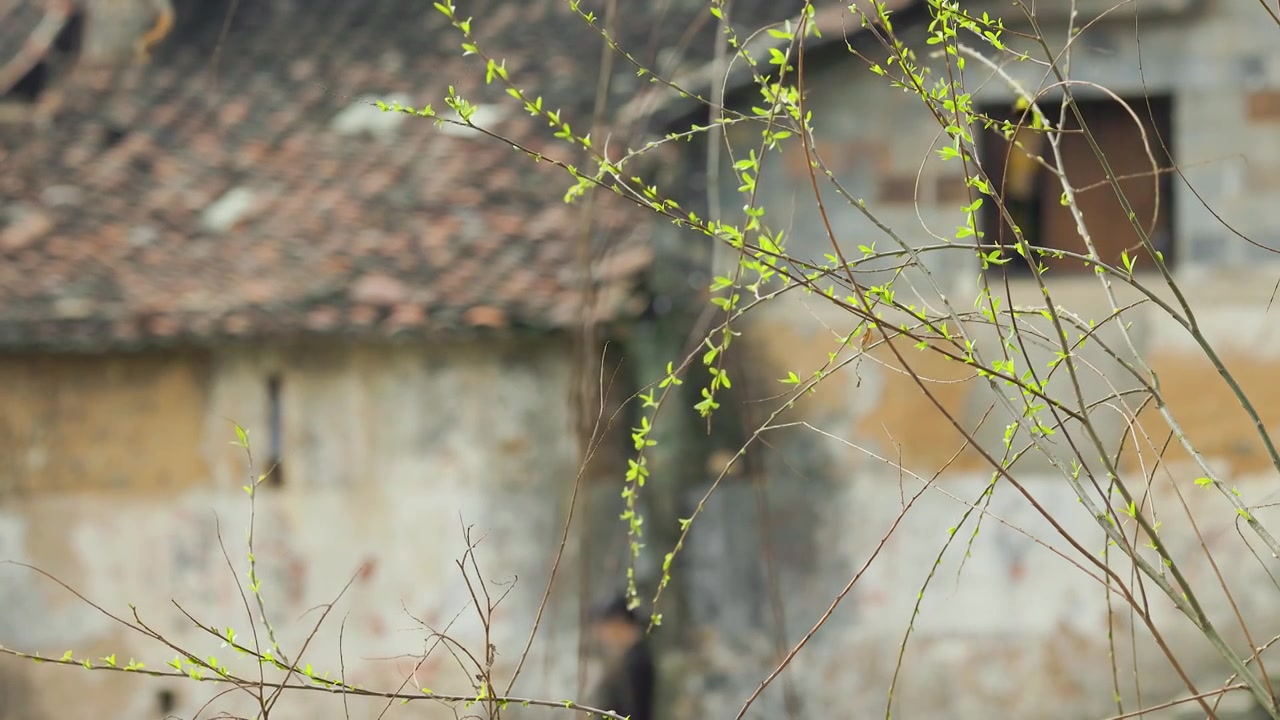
{"left": 673, "top": 2, "right": 1280, "bottom": 718}
{"left": 0, "top": 338, "right": 589, "bottom": 720}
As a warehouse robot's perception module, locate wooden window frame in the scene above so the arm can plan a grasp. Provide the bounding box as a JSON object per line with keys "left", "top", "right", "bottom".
{"left": 976, "top": 94, "right": 1176, "bottom": 276}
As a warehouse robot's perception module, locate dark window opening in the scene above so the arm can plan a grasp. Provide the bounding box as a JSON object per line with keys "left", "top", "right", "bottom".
{"left": 265, "top": 375, "right": 284, "bottom": 488}
{"left": 977, "top": 95, "right": 1175, "bottom": 275}
{"left": 103, "top": 125, "right": 129, "bottom": 148}
{"left": 156, "top": 689, "right": 176, "bottom": 715}
{"left": 5, "top": 11, "right": 83, "bottom": 104}
{"left": 172, "top": 0, "right": 226, "bottom": 37}
{"left": 9, "top": 62, "right": 49, "bottom": 103}
{"left": 172, "top": 0, "right": 268, "bottom": 45}
{"left": 54, "top": 11, "right": 84, "bottom": 56}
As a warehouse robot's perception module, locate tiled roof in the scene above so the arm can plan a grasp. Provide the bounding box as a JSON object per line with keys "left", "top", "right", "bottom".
{"left": 0, "top": 0, "right": 813, "bottom": 351}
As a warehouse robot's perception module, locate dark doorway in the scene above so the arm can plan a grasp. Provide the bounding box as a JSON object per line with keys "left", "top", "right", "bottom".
{"left": 4, "top": 11, "right": 83, "bottom": 104}
{"left": 977, "top": 94, "right": 1175, "bottom": 274}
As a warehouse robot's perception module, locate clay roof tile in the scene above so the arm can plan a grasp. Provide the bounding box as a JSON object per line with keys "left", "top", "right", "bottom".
{"left": 0, "top": 0, "right": 818, "bottom": 350}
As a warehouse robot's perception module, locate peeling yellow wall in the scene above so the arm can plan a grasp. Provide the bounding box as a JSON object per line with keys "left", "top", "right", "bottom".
{"left": 741, "top": 270, "right": 1280, "bottom": 479}
{"left": 0, "top": 352, "right": 212, "bottom": 496}
{"left": 1132, "top": 351, "right": 1280, "bottom": 476}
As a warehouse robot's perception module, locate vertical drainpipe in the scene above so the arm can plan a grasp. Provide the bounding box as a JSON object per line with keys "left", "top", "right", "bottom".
{"left": 624, "top": 198, "right": 713, "bottom": 719}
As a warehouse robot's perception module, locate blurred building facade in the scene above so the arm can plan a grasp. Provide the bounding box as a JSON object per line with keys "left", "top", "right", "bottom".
{"left": 5, "top": 0, "right": 1280, "bottom": 719}
{"left": 650, "top": 1, "right": 1280, "bottom": 718}
{"left": 0, "top": 0, "right": 663, "bottom": 717}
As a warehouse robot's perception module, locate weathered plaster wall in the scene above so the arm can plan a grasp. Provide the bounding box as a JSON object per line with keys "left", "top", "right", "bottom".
{"left": 670, "top": 2, "right": 1280, "bottom": 718}
{"left": 0, "top": 339, "right": 588, "bottom": 720}
{"left": 0, "top": 352, "right": 214, "bottom": 495}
